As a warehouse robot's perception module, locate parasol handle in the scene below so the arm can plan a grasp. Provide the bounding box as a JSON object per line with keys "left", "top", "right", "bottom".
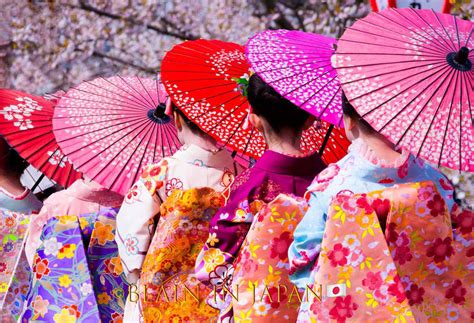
{"left": 454, "top": 47, "right": 469, "bottom": 66}
{"left": 447, "top": 46, "right": 471, "bottom": 71}
{"left": 153, "top": 103, "right": 167, "bottom": 119}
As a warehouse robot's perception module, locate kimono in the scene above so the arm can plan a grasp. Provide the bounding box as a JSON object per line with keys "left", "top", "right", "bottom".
{"left": 289, "top": 139, "right": 454, "bottom": 289}
{"left": 139, "top": 188, "right": 224, "bottom": 322}
{"left": 0, "top": 188, "right": 41, "bottom": 322}
{"left": 115, "top": 144, "right": 241, "bottom": 321}
{"left": 298, "top": 181, "right": 473, "bottom": 322}
{"left": 22, "top": 208, "right": 129, "bottom": 322}
{"left": 232, "top": 194, "right": 308, "bottom": 322}
{"left": 25, "top": 179, "right": 124, "bottom": 267}
{"left": 195, "top": 150, "right": 326, "bottom": 320}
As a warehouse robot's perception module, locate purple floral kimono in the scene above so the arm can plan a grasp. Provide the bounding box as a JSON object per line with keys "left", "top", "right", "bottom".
{"left": 21, "top": 207, "right": 128, "bottom": 322}
{"left": 195, "top": 150, "right": 326, "bottom": 319}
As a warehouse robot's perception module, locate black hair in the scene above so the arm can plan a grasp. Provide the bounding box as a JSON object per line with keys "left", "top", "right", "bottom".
{"left": 171, "top": 101, "right": 206, "bottom": 135}
{"left": 341, "top": 91, "right": 375, "bottom": 134}
{"left": 247, "top": 74, "right": 311, "bottom": 135}
{"left": 0, "top": 138, "right": 28, "bottom": 175}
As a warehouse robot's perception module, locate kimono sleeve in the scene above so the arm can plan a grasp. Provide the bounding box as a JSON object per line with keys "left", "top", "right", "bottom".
{"left": 115, "top": 161, "right": 168, "bottom": 283}
{"left": 288, "top": 190, "right": 328, "bottom": 289}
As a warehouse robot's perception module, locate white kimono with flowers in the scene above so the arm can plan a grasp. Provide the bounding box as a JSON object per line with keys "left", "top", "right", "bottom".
{"left": 115, "top": 144, "right": 241, "bottom": 321}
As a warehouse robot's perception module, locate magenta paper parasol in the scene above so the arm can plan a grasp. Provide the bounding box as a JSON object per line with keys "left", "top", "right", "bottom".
{"left": 246, "top": 30, "right": 343, "bottom": 127}
{"left": 334, "top": 8, "right": 473, "bottom": 172}
{"left": 53, "top": 76, "right": 182, "bottom": 195}
{"left": 0, "top": 89, "right": 82, "bottom": 188}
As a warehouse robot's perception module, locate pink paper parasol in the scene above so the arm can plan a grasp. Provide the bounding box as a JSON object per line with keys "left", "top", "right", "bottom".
{"left": 0, "top": 89, "right": 82, "bottom": 188}
{"left": 53, "top": 76, "right": 182, "bottom": 195}
{"left": 334, "top": 8, "right": 473, "bottom": 172}
{"left": 245, "top": 30, "right": 343, "bottom": 127}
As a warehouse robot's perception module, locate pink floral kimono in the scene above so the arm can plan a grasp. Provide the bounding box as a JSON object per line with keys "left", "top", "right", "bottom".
{"left": 232, "top": 194, "right": 308, "bottom": 322}
{"left": 0, "top": 188, "right": 41, "bottom": 322}
{"left": 115, "top": 144, "right": 240, "bottom": 321}
{"left": 299, "top": 181, "right": 473, "bottom": 322}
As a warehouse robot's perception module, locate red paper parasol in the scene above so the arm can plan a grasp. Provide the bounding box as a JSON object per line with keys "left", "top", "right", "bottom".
{"left": 334, "top": 8, "right": 473, "bottom": 171}
{"left": 0, "top": 89, "right": 82, "bottom": 188}
{"left": 53, "top": 76, "right": 182, "bottom": 195}
{"left": 161, "top": 39, "right": 349, "bottom": 164}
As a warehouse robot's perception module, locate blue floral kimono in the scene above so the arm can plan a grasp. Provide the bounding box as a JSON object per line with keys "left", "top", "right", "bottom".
{"left": 288, "top": 139, "right": 455, "bottom": 288}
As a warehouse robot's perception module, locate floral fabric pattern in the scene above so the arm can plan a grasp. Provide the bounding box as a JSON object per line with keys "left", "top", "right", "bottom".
{"left": 21, "top": 208, "right": 128, "bottom": 322}
{"left": 298, "top": 181, "right": 473, "bottom": 322}
{"left": 232, "top": 194, "right": 308, "bottom": 322}
{"left": 0, "top": 210, "right": 31, "bottom": 322}
{"left": 139, "top": 188, "right": 224, "bottom": 322}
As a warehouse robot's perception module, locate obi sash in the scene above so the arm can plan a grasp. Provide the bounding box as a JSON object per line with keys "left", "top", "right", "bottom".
{"left": 299, "top": 181, "right": 473, "bottom": 322}
{"left": 232, "top": 194, "right": 308, "bottom": 322}
{"left": 139, "top": 188, "right": 224, "bottom": 322}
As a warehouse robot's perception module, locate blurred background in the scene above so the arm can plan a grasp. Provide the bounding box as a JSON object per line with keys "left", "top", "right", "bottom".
{"left": 1, "top": 0, "right": 472, "bottom": 95}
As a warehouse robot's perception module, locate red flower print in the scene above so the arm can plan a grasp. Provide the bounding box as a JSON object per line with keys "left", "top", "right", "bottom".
{"left": 406, "top": 283, "right": 424, "bottom": 305}
{"left": 310, "top": 164, "right": 340, "bottom": 192}
{"left": 445, "top": 280, "right": 466, "bottom": 305}
{"left": 378, "top": 178, "right": 394, "bottom": 184}
{"left": 126, "top": 184, "right": 140, "bottom": 202}
{"left": 395, "top": 232, "right": 410, "bottom": 247}
{"left": 388, "top": 275, "right": 406, "bottom": 303}
{"left": 427, "top": 193, "right": 445, "bottom": 217}
{"left": 362, "top": 271, "right": 383, "bottom": 291}
{"left": 111, "top": 312, "right": 124, "bottom": 323}
{"left": 329, "top": 295, "right": 358, "bottom": 322}
{"left": 426, "top": 237, "right": 454, "bottom": 263}
{"left": 33, "top": 257, "right": 51, "bottom": 279}
{"left": 263, "top": 286, "right": 287, "bottom": 309}
{"left": 0, "top": 262, "right": 6, "bottom": 273}
{"left": 63, "top": 304, "right": 81, "bottom": 318}
{"left": 270, "top": 231, "right": 292, "bottom": 261}
{"left": 328, "top": 243, "right": 350, "bottom": 267}
{"left": 439, "top": 178, "right": 453, "bottom": 191}
{"left": 371, "top": 198, "right": 390, "bottom": 221}
{"left": 356, "top": 196, "right": 373, "bottom": 214}
{"left": 386, "top": 223, "right": 399, "bottom": 244}
{"left": 393, "top": 245, "right": 412, "bottom": 265}
{"left": 165, "top": 178, "right": 183, "bottom": 196}
{"left": 451, "top": 208, "right": 473, "bottom": 235}
{"left": 397, "top": 160, "right": 408, "bottom": 178}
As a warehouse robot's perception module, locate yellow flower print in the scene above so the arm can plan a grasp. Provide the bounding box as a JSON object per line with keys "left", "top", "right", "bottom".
{"left": 91, "top": 221, "right": 114, "bottom": 245}
{"left": 97, "top": 292, "right": 111, "bottom": 305}
{"left": 365, "top": 293, "right": 379, "bottom": 308}
{"left": 203, "top": 248, "right": 225, "bottom": 272}
{"left": 58, "top": 215, "right": 77, "bottom": 224}
{"left": 337, "top": 266, "right": 353, "bottom": 288}
{"left": 57, "top": 244, "right": 77, "bottom": 259}
{"left": 332, "top": 205, "right": 346, "bottom": 224}
{"left": 0, "top": 282, "right": 8, "bottom": 293}
{"left": 79, "top": 217, "right": 90, "bottom": 231}
{"left": 206, "top": 233, "right": 219, "bottom": 247}
{"left": 59, "top": 274, "right": 72, "bottom": 288}
{"left": 53, "top": 308, "right": 77, "bottom": 323}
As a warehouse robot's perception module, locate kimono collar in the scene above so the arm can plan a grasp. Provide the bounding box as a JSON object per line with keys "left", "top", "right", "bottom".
{"left": 254, "top": 150, "right": 325, "bottom": 176}
{"left": 344, "top": 139, "right": 420, "bottom": 182}
{"left": 172, "top": 144, "right": 235, "bottom": 169}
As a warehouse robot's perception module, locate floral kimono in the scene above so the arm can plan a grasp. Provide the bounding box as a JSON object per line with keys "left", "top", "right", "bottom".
{"left": 0, "top": 188, "right": 41, "bottom": 322}
{"left": 195, "top": 150, "right": 325, "bottom": 320}
{"left": 25, "top": 179, "right": 124, "bottom": 268}
{"left": 21, "top": 208, "right": 128, "bottom": 322}
{"left": 232, "top": 194, "right": 308, "bottom": 322}
{"left": 139, "top": 188, "right": 224, "bottom": 322}
{"left": 298, "top": 181, "right": 473, "bottom": 322}
{"left": 115, "top": 144, "right": 240, "bottom": 321}
{"left": 289, "top": 139, "right": 454, "bottom": 288}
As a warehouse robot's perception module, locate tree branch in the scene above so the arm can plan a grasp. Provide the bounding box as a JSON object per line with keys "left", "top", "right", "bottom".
{"left": 68, "top": 1, "right": 199, "bottom": 40}
{"left": 91, "top": 50, "right": 158, "bottom": 73}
